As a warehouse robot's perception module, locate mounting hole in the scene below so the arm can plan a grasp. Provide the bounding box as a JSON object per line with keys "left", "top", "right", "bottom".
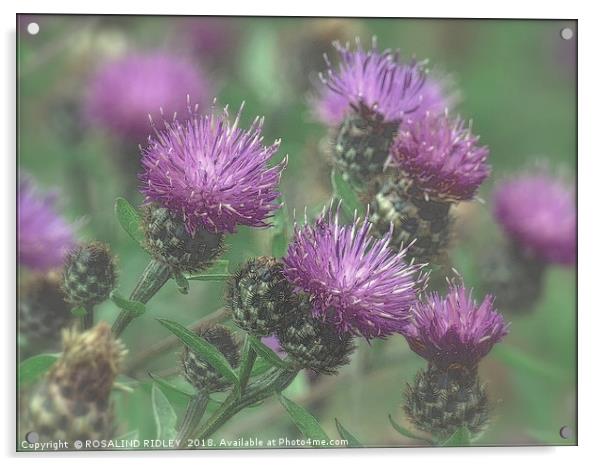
{"left": 25, "top": 431, "right": 39, "bottom": 444}
{"left": 27, "top": 22, "right": 40, "bottom": 35}
{"left": 559, "top": 425, "right": 573, "bottom": 439}
{"left": 560, "top": 27, "right": 574, "bottom": 41}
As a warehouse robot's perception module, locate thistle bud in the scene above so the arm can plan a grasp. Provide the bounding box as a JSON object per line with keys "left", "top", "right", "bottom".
{"left": 227, "top": 257, "right": 295, "bottom": 337}
{"left": 142, "top": 203, "right": 224, "bottom": 273}
{"left": 27, "top": 323, "right": 126, "bottom": 443}
{"left": 370, "top": 178, "right": 452, "bottom": 265}
{"left": 404, "top": 365, "right": 490, "bottom": 442}
{"left": 334, "top": 106, "right": 400, "bottom": 187}
{"left": 276, "top": 298, "right": 355, "bottom": 374}
{"left": 62, "top": 242, "right": 117, "bottom": 306}
{"left": 19, "top": 271, "right": 72, "bottom": 346}
{"left": 182, "top": 325, "right": 240, "bottom": 393}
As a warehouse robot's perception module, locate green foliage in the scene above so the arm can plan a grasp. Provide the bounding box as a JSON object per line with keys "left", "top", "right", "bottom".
{"left": 278, "top": 393, "right": 330, "bottom": 443}
{"left": 335, "top": 418, "right": 362, "bottom": 447}
{"left": 115, "top": 197, "right": 145, "bottom": 247}
{"left": 186, "top": 260, "right": 231, "bottom": 281}
{"left": 441, "top": 426, "right": 472, "bottom": 447}
{"left": 388, "top": 414, "right": 432, "bottom": 444}
{"left": 156, "top": 318, "right": 239, "bottom": 386}
{"left": 19, "top": 353, "right": 58, "bottom": 387}
{"left": 110, "top": 290, "right": 147, "bottom": 317}
{"left": 151, "top": 384, "right": 178, "bottom": 441}
{"left": 248, "top": 335, "right": 290, "bottom": 369}
{"left": 271, "top": 203, "right": 291, "bottom": 257}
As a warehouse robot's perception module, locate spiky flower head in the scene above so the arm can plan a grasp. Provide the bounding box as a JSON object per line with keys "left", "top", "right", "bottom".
{"left": 182, "top": 325, "right": 240, "bottom": 393}
{"left": 492, "top": 172, "right": 576, "bottom": 265}
{"left": 86, "top": 52, "right": 212, "bottom": 141}
{"left": 63, "top": 242, "right": 117, "bottom": 307}
{"left": 282, "top": 207, "right": 423, "bottom": 339}
{"left": 19, "top": 271, "right": 72, "bottom": 344}
{"left": 139, "top": 102, "right": 287, "bottom": 235}
{"left": 403, "top": 286, "right": 508, "bottom": 371}
{"left": 27, "top": 323, "right": 126, "bottom": 442}
{"left": 18, "top": 178, "right": 75, "bottom": 271}
{"left": 390, "top": 113, "right": 491, "bottom": 201}
{"left": 313, "top": 38, "right": 451, "bottom": 126}
{"left": 228, "top": 257, "right": 296, "bottom": 337}
{"left": 276, "top": 296, "right": 355, "bottom": 374}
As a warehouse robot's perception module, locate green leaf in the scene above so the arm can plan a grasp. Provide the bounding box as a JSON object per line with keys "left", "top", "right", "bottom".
{"left": 441, "top": 426, "right": 472, "bottom": 446}
{"left": 278, "top": 393, "right": 330, "bottom": 443}
{"left": 19, "top": 354, "right": 58, "bottom": 387}
{"left": 331, "top": 170, "right": 364, "bottom": 218}
{"left": 156, "top": 318, "right": 239, "bottom": 386}
{"left": 271, "top": 204, "right": 290, "bottom": 258}
{"left": 248, "top": 335, "right": 290, "bottom": 369}
{"left": 173, "top": 272, "right": 190, "bottom": 295}
{"left": 335, "top": 418, "right": 362, "bottom": 447}
{"left": 151, "top": 384, "right": 178, "bottom": 441}
{"left": 110, "top": 290, "right": 146, "bottom": 317}
{"left": 114, "top": 197, "right": 145, "bottom": 246}
{"left": 186, "top": 260, "right": 230, "bottom": 281}
{"left": 388, "top": 414, "right": 432, "bottom": 443}
{"left": 70, "top": 306, "right": 87, "bottom": 317}
{"left": 250, "top": 357, "right": 272, "bottom": 377}
{"left": 148, "top": 372, "right": 195, "bottom": 406}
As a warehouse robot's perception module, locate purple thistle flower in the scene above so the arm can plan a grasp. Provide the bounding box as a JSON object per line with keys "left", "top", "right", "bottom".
{"left": 86, "top": 53, "right": 212, "bottom": 142}
{"left": 261, "top": 335, "right": 286, "bottom": 357}
{"left": 18, "top": 178, "right": 76, "bottom": 271}
{"left": 493, "top": 172, "right": 576, "bottom": 265}
{"left": 282, "top": 208, "right": 423, "bottom": 339}
{"left": 313, "top": 38, "right": 452, "bottom": 126}
{"left": 139, "top": 102, "right": 287, "bottom": 235}
{"left": 404, "top": 286, "right": 509, "bottom": 370}
{"left": 390, "top": 112, "right": 491, "bottom": 201}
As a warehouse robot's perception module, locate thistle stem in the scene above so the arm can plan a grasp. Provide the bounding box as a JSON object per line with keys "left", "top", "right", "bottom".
{"left": 80, "top": 305, "right": 94, "bottom": 330}
{"left": 112, "top": 259, "right": 172, "bottom": 337}
{"left": 176, "top": 392, "right": 209, "bottom": 445}
{"left": 194, "top": 366, "right": 298, "bottom": 441}
{"left": 238, "top": 337, "right": 257, "bottom": 393}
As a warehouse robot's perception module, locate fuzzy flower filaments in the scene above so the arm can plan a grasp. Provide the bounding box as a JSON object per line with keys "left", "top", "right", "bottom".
{"left": 482, "top": 172, "right": 576, "bottom": 313}
{"left": 283, "top": 208, "right": 423, "bottom": 340}
{"left": 402, "top": 285, "right": 508, "bottom": 442}
{"left": 314, "top": 39, "right": 440, "bottom": 186}
{"left": 370, "top": 113, "right": 490, "bottom": 264}
{"left": 86, "top": 53, "right": 212, "bottom": 142}
{"left": 18, "top": 178, "right": 75, "bottom": 271}
{"left": 140, "top": 102, "right": 286, "bottom": 235}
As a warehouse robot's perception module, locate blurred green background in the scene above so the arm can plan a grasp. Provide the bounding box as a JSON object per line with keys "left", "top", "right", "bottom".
{"left": 17, "top": 16, "right": 576, "bottom": 447}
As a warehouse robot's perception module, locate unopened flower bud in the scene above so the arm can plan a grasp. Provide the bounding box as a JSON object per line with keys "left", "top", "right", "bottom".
{"left": 276, "top": 298, "right": 355, "bottom": 374}
{"left": 27, "top": 323, "right": 126, "bottom": 443}
{"left": 182, "top": 325, "right": 240, "bottom": 393}
{"left": 404, "top": 365, "right": 490, "bottom": 442}
{"left": 228, "top": 257, "right": 295, "bottom": 336}
{"left": 63, "top": 242, "right": 117, "bottom": 306}
{"left": 19, "top": 271, "right": 72, "bottom": 345}
{"left": 142, "top": 203, "right": 224, "bottom": 273}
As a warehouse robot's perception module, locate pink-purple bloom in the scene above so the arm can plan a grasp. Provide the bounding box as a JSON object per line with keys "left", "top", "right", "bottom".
{"left": 404, "top": 286, "right": 509, "bottom": 370}
{"left": 18, "top": 178, "right": 76, "bottom": 271}
{"left": 86, "top": 53, "right": 212, "bottom": 142}
{"left": 139, "top": 102, "right": 287, "bottom": 235}
{"left": 390, "top": 113, "right": 491, "bottom": 200}
{"left": 493, "top": 172, "right": 576, "bottom": 265}
{"left": 313, "top": 39, "right": 452, "bottom": 126}
{"left": 282, "top": 208, "right": 423, "bottom": 339}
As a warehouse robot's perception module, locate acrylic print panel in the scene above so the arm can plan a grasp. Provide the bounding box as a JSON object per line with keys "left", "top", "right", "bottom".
{"left": 16, "top": 15, "right": 577, "bottom": 451}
